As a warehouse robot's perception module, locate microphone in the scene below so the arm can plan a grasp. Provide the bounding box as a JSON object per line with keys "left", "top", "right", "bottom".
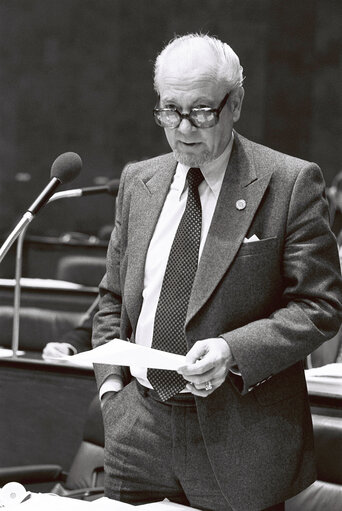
{"left": 28, "top": 152, "right": 82, "bottom": 215}
{"left": 0, "top": 151, "right": 82, "bottom": 360}
{"left": 0, "top": 152, "right": 82, "bottom": 263}
{"left": 48, "top": 178, "right": 119, "bottom": 202}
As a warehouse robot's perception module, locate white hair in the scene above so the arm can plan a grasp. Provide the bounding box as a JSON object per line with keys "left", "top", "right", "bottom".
{"left": 154, "top": 33, "right": 244, "bottom": 93}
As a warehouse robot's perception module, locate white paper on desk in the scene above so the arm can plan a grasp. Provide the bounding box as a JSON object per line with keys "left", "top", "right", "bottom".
{"left": 42, "top": 353, "right": 93, "bottom": 369}
{"left": 0, "top": 348, "right": 25, "bottom": 358}
{"left": 64, "top": 339, "right": 186, "bottom": 371}
{"left": 91, "top": 497, "right": 134, "bottom": 509}
{"left": 139, "top": 500, "right": 201, "bottom": 510}
{"left": 18, "top": 493, "right": 92, "bottom": 509}
{"left": 305, "top": 363, "right": 342, "bottom": 378}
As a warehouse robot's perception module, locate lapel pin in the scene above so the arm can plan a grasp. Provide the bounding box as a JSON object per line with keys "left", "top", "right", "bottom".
{"left": 236, "top": 199, "right": 246, "bottom": 210}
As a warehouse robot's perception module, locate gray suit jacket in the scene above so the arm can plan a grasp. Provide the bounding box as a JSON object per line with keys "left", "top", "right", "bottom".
{"left": 92, "top": 131, "right": 342, "bottom": 510}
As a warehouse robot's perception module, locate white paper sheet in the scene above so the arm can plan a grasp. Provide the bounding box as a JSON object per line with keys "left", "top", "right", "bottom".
{"left": 63, "top": 339, "right": 186, "bottom": 371}
{"left": 1, "top": 489, "right": 133, "bottom": 510}
{"left": 9, "top": 494, "right": 134, "bottom": 510}
{"left": 139, "top": 500, "right": 200, "bottom": 510}
{"left": 90, "top": 497, "right": 134, "bottom": 509}
{"left": 14, "top": 493, "right": 93, "bottom": 509}
{"left": 0, "top": 348, "right": 25, "bottom": 358}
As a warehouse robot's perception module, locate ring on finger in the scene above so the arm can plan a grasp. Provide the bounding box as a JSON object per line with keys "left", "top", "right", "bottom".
{"left": 205, "top": 381, "right": 213, "bottom": 391}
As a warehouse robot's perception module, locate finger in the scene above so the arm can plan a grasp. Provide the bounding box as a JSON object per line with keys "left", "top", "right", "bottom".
{"left": 185, "top": 340, "right": 208, "bottom": 364}
{"left": 43, "top": 343, "right": 70, "bottom": 358}
{"left": 181, "top": 367, "right": 217, "bottom": 384}
{"left": 185, "top": 382, "right": 215, "bottom": 397}
{"left": 187, "top": 373, "right": 226, "bottom": 393}
{"left": 186, "top": 376, "right": 218, "bottom": 391}
{"left": 179, "top": 346, "right": 216, "bottom": 376}
{"left": 43, "top": 344, "right": 60, "bottom": 357}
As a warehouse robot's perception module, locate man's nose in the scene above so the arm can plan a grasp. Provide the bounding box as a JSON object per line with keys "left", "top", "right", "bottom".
{"left": 177, "top": 117, "right": 195, "bottom": 134}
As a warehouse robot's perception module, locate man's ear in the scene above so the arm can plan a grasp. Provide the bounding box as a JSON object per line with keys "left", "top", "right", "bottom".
{"left": 231, "top": 87, "right": 245, "bottom": 123}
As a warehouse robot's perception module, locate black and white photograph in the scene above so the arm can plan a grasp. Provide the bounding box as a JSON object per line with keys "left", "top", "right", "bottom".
{"left": 0, "top": 1, "right": 341, "bottom": 510}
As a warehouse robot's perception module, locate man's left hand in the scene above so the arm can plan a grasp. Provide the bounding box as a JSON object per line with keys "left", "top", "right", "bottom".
{"left": 177, "top": 338, "right": 236, "bottom": 397}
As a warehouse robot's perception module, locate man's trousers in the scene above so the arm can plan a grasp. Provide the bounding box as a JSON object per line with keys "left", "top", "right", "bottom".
{"left": 102, "top": 379, "right": 284, "bottom": 511}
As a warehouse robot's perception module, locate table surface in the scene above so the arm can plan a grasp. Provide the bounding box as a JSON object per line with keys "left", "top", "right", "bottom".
{"left": 0, "top": 350, "right": 94, "bottom": 376}
{"left": 1, "top": 352, "right": 341, "bottom": 399}
{"left": 306, "top": 375, "right": 342, "bottom": 399}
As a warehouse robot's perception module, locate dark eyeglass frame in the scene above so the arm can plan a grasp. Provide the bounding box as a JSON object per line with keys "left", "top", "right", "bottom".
{"left": 153, "top": 92, "right": 230, "bottom": 129}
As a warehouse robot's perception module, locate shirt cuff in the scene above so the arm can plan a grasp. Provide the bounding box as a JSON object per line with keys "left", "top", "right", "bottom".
{"left": 99, "top": 374, "right": 124, "bottom": 400}
{"left": 64, "top": 343, "right": 77, "bottom": 355}
{"left": 229, "top": 364, "right": 241, "bottom": 376}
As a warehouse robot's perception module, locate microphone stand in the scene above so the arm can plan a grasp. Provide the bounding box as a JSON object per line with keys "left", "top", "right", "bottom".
{"left": 0, "top": 212, "right": 33, "bottom": 264}
{"left": 11, "top": 225, "right": 30, "bottom": 357}
{"left": 0, "top": 184, "right": 61, "bottom": 357}
{"left": 8, "top": 186, "right": 113, "bottom": 358}
{"left": 9, "top": 194, "right": 72, "bottom": 358}
{"left": 0, "top": 212, "right": 34, "bottom": 357}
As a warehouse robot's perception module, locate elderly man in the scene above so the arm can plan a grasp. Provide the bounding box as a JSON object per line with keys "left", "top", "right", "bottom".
{"left": 92, "top": 34, "right": 342, "bottom": 511}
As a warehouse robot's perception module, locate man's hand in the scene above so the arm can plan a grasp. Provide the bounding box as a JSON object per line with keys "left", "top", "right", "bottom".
{"left": 42, "top": 342, "right": 75, "bottom": 359}
{"left": 177, "top": 338, "right": 235, "bottom": 397}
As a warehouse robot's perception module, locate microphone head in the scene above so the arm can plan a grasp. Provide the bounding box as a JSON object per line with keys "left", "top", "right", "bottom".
{"left": 50, "top": 152, "right": 82, "bottom": 184}
{"left": 107, "top": 178, "right": 120, "bottom": 195}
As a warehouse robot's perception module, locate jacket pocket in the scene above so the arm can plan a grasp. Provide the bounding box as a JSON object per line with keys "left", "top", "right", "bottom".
{"left": 237, "top": 236, "right": 278, "bottom": 257}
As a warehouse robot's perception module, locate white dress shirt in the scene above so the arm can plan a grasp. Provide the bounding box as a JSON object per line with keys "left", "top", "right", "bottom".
{"left": 100, "top": 134, "right": 234, "bottom": 397}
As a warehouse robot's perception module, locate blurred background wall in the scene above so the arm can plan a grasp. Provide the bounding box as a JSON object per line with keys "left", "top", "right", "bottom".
{"left": 0, "top": 0, "right": 341, "bottom": 240}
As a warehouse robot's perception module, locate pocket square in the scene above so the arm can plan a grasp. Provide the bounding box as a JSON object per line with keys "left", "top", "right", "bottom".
{"left": 243, "top": 234, "right": 260, "bottom": 243}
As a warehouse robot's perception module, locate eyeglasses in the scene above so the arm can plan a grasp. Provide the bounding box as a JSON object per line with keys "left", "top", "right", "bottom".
{"left": 153, "top": 93, "right": 230, "bottom": 129}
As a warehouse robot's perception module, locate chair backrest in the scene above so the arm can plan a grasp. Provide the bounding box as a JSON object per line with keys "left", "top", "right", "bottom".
{"left": 285, "top": 414, "right": 342, "bottom": 510}
{"left": 0, "top": 306, "right": 81, "bottom": 352}
{"left": 307, "top": 325, "right": 342, "bottom": 367}
{"left": 56, "top": 256, "right": 106, "bottom": 287}
{"left": 62, "top": 394, "right": 105, "bottom": 491}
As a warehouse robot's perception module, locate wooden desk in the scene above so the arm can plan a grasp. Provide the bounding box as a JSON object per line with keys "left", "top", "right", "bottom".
{"left": 0, "top": 278, "right": 98, "bottom": 312}
{"left": 0, "top": 354, "right": 97, "bottom": 470}
{"left": 306, "top": 373, "right": 342, "bottom": 417}
{"left": 0, "top": 358, "right": 340, "bottom": 472}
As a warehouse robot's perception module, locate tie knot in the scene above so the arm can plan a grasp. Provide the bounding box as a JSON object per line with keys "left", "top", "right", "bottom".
{"left": 187, "top": 167, "right": 204, "bottom": 190}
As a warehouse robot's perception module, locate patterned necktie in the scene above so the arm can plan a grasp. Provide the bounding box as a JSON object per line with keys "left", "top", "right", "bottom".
{"left": 147, "top": 167, "right": 204, "bottom": 401}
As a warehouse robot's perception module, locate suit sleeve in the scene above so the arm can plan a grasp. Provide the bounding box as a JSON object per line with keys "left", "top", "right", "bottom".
{"left": 59, "top": 309, "right": 95, "bottom": 353}
{"left": 91, "top": 164, "right": 130, "bottom": 389}
{"left": 222, "top": 163, "right": 342, "bottom": 395}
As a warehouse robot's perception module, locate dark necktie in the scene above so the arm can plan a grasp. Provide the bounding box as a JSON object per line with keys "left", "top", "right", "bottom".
{"left": 147, "top": 167, "right": 204, "bottom": 401}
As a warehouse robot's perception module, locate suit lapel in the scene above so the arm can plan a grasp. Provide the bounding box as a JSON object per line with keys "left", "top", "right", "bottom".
{"left": 187, "top": 134, "right": 272, "bottom": 324}
{"left": 124, "top": 135, "right": 272, "bottom": 330}
{"left": 124, "top": 155, "right": 176, "bottom": 330}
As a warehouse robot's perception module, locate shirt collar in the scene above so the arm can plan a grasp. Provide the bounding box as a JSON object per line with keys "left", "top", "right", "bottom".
{"left": 175, "top": 133, "right": 234, "bottom": 200}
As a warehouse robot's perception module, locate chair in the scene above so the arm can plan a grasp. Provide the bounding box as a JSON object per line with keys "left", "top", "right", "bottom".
{"left": 0, "top": 305, "right": 82, "bottom": 353}
{"left": 0, "top": 395, "right": 105, "bottom": 500}
{"left": 56, "top": 255, "right": 106, "bottom": 287}
{"left": 285, "top": 414, "right": 342, "bottom": 510}
{"left": 307, "top": 325, "right": 342, "bottom": 367}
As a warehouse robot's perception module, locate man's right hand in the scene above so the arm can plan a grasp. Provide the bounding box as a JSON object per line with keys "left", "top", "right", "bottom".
{"left": 42, "top": 342, "right": 75, "bottom": 359}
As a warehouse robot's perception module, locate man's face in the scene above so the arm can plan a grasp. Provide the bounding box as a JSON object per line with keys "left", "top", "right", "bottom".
{"left": 157, "top": 48, "right": 243, "bottom": 167}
